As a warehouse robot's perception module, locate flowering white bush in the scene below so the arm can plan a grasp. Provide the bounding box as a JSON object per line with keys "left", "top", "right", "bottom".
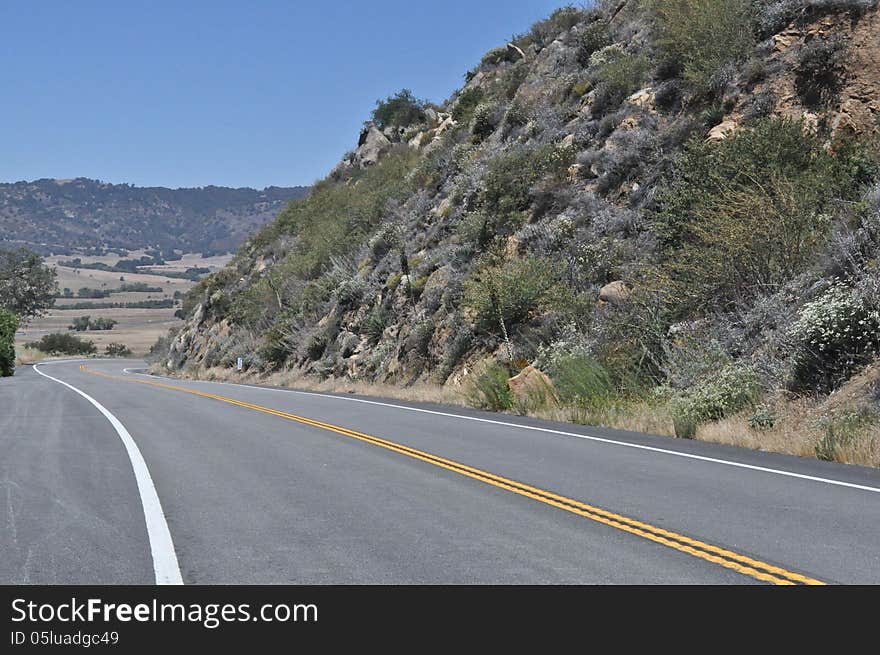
{"left": 671, "top": 365, "right": 762, "bottom": 438}
{"left": 589, "top": 44, "right": 626, "bottom": 68}
{"left": 788, "top": 283, "right": 880, "bottom": 391}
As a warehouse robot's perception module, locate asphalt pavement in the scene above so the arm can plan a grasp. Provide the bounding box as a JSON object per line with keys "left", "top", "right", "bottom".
{"left": 1, "top": 359, "right": 878, "bottom": 584}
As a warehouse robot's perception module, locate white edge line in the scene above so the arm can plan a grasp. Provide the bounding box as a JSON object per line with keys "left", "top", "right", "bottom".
{"left": 118, "top": 367, "right": 880, "bottom": 496}
{"left": 35, "top": 363, "right": 183, "bottom": 584}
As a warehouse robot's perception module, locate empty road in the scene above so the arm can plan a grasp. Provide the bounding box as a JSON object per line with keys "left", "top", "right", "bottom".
{"left": 2, "top": 359, "right": 879, "bottom": 584}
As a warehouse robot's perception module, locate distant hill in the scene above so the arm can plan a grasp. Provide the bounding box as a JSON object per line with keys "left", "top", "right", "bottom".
{"left": 0, "top": 178, "right": 309, "bottom": 255}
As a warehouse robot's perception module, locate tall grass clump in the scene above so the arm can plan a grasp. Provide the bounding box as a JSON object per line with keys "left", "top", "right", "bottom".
{"left": 464, "top": 360, "right": 515, "bottom": 411}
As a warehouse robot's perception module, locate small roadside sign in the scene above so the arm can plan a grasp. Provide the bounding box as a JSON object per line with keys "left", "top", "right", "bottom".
{"left": 236, "top": 357, "right": 243, "bottom": 371}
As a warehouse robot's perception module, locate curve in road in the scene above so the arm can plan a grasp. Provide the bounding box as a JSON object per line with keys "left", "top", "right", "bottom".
{"left": 3, "top": 359, "right": 879, "bottom": 584}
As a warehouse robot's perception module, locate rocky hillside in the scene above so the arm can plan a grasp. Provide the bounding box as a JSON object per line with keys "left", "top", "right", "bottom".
{"left": 0, "top": 178, "right": 309, "bottom": 255}
{"left": 161, "top": 1, "right": 880, "bottom": 464}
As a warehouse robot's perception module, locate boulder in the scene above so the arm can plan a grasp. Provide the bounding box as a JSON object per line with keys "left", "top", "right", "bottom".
{"left": 354, "top": 124, "right": 392, "bottom": 168}
{"left": 434, "top": 115, "right": 457, "bottom": 138}
{"left": 707, "top": 119, "right": 738, "bottom": 142}
{"left": 507, "top": 366, "right": 558, "bottom": 407}
{"left": 598, "top": 280, "right": 631, "bottom": 305}
{"left": 420, "top": 265, "right": 453, "bottom": 311}
{"left": 627, "top": 88, "right": 655, "bottom": 111}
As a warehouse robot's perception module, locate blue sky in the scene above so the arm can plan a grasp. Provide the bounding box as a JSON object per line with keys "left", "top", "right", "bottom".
{"left": 1, "top": 1, "right": 571, "bottom": 189}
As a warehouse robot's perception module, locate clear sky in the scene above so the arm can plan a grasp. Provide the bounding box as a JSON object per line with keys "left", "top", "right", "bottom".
{"left": 1, "top": 1, "right": 570, "bottom": 189}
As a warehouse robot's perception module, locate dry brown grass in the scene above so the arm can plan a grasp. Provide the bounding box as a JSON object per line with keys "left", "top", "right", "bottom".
{"left": 698, "top": 401, "right": 819, "bottom": 459}
{"left": 698, "top": 366, "right": 880, "bottom": 467}
{"left": 49, "top": 264, "right": 193, "bottom": 298}
{"left": 532, "top": 402, "right": 676, "bottom": 438}
{"left": 17, "top": 307, "right": 179, "bottom": 356}
{"left": 15, "top": 345, "right": 47, "bottom": 365}
{"left": 173, "top": 365, "right": 467, "bottom": 407}
{"left": 13, "top": 260, "right": 208, "bottom": 357}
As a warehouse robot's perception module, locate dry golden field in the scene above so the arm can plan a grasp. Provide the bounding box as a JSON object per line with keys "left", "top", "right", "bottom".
{"left": 16, "top": 253, "right": 232, "bottom": 356}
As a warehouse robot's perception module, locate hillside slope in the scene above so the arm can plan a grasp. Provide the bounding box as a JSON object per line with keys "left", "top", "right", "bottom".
{"left": 0, "top": 178, "right": 309, "bottom": 255}
{"left": 162, "top": 1, "right": 880, "bottom": 464}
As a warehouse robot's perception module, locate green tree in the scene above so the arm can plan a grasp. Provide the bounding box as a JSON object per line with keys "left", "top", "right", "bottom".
{"left": 0, "top": 248, "right": 58, "bottom": 320}
{"left": 69, "top": 315, "right": 91, "bottom": 331}
{"left": 27, "top": 333, "right": 96, "bottom": 356}
{"left": 0, "top": 308, "right": 18, "bottom": 376}
{"left": 371, "top": 89, "right": 428, "bottom": 130}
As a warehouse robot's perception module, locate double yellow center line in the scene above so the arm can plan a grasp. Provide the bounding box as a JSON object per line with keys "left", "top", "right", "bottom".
{"left": 80, "top": 364, "right": 825, "bottom": 585}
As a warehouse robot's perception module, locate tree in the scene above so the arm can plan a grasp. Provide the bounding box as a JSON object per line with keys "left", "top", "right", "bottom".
{"left": 0, "top": 308, "right": 18, "bottom": 376}
{"left": 371, "top": 89, "right": 428, "bottom": 130}
{"left": 69, "top": 315, "right": 92, "bottom": 331}
{"left": 0, "top": 248, "right": 57, "bottom": 321}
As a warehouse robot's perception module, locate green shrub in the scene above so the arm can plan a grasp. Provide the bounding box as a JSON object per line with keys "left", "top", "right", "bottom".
{"left": 482, "top": 144, "right": 575, "bottom": 224}
{"left": 452, "top": 88, "right": 485, "bottom": 123}
{"left": 305, "top": 333, "right": 328, "bottom": 361}
{"left": 464, "top": 256, "right": 564, "bottom": 334}
{"left": 529, "top": 6, "right": 587, "bottom": 50}
{"left": 577, "top": 19, "right": 612, "bottom": 66}
{"left": 471, "top": 102, "right": 500, "bottom": 142}
{"left": 653, "top": 119, "right": 872, "bottom": 312}
{"left": 749, "top": 404, "right": 776, "bottom": 431}
{"left": 437, "top": 326, "right": 473, "bottom": 383}
{"left": 464, "top": 361, "right": 515, "bottom": 411}
{"left": 69, "top": 315, "right": 117, "bottom": 331}
{"left": 672, "top": 413, "right": 699, "bottom": 440}
{"left": 788, "top": 284, "right": 880, "bottom": 392}
{"left": 795, "top": 34, "right": 846, "bottom": 108}
{"left": 481, "top": 46, "right": 515, "bottom": 67}
{"left": 0, "top": 308, "right": 18, "bottom": 376}
{"left": 671, "top": 365, "right": 762, "bottom": 437}
{"left": 500, "top": 64, "right": 528, "bottom": 100}
{"left": 365, "top": 307, "right": 388, "bottom": 345}
{"left": 105, "top": 343, "right": 132, "bottom": 357}
{"left": 371, "top": 89, "right": 428, "bottom": 130}
{"left": 335, "top": 278, "right": 368, "bottom": 306}
{"left": 699, "top": 104, "right": 726, "bottom": 128}
{"left": 589, "top": 45, "right": 650, "bottom": 112}
{"left": 502, "top": 98, "right": 532, "bottom": 133}
{"left": 27, "top": 333, "right": 96, "bottom": 356}
{"left": 589, "top": 278, "right": 676, "bottom": 391}
{"left": 406, "top": 320, "right": 434, "bottom": 360}
{"left": 267, "top": 146, "right": 420, "bottom": 279}
{"left": 69, "top": 315, "right": 91, "bottom": 331}
{"left": 650, "top": 0, "right": 755, "bottom": 94}
{"left": 91, "top": 317, "right": 116, "bottom": 330}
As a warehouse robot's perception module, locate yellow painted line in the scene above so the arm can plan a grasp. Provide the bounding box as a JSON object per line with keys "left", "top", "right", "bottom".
{"left": 80, "top": 364, "right": 825, "bottom": 585}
